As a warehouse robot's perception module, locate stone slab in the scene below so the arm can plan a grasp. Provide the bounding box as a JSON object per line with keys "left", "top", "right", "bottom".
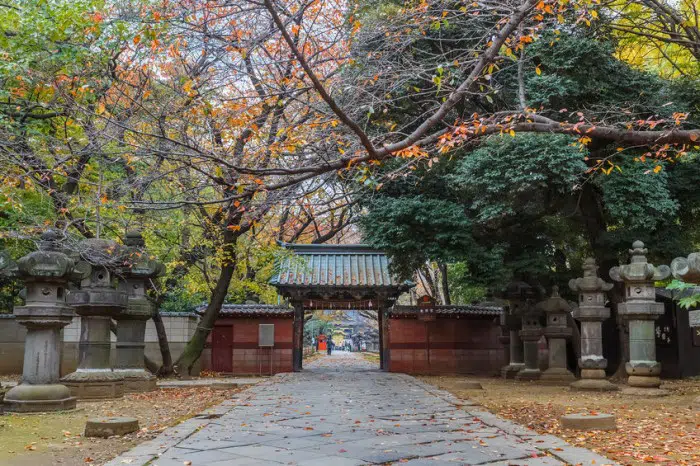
{"left": 85, "top": 417, "right": 139, "bottom": 437}
{"left": 560, "top": 413, "right": 617, "bottom": 431}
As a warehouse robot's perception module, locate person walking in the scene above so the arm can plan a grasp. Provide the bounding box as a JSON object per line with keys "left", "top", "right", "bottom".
{"left": 327, "top": 340, "right": 333, "bottom": 356}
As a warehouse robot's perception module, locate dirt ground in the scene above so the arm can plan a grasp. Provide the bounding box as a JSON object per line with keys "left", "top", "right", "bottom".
{"left": 420, "top": 376, "right": 700, "bottom": 465}
{"left": 0, "top": 385, "right": 239, "bottom": 466}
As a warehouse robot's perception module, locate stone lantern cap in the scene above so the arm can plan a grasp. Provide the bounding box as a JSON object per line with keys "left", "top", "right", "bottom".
{"left": 16, "top": 230, "right": 76, "bottom": 282}
{"left": 504, "top": 281, "right": 544, "bottom": 317}
{"left": 536, "top": 286, "right": 572, "bottom": 338}
{"left": 570, "top": 258, "right": 612, "bottom": 321}
{"left": 570, "top": 258, "right": 613, "bottom": 293}
{"left": 671, "top": 252, "right": 700, "bottom": 284}
{"left": 609, "top": 241, "right": 670, "bottom": 284}
{"left": 68, "top": 238, "right": 127, "bottom": 317}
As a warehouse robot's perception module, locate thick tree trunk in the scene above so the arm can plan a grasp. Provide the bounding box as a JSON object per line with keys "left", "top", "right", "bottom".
{"left": 175, "top": 262, "right": 236, "bottom": 375}
{"left": 151, "top": 310, "right": 174, "bottom": 376}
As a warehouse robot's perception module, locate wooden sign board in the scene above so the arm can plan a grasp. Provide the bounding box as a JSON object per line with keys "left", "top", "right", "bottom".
{"left": 259, "top": 324, "right": 275, "bottom": 347}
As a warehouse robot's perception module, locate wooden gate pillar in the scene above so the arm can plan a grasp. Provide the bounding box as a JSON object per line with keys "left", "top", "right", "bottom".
{"left": 292, "top": 300, "right": 304, "bottom": 372}
{"left": 379, "top": 299, "right": 390, "bottom": 371}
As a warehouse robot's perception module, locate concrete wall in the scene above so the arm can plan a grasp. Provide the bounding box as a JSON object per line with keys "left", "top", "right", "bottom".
{"left": 0, "top": 312, "right": 200, "bottom": 376}
{"left": 388, "top": 316, "right": 505, "bottom": 375}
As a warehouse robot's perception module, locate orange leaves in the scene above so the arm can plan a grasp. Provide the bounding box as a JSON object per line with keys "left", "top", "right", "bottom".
{"left": 394, "top": 145, "right": 428, "bottom": 159}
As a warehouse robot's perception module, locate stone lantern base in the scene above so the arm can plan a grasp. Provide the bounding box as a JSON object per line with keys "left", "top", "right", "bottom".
{"left": 61, "top": 371, "right": 124, "bottom": 400}
{"left": 115, "top": 369, "right": 157, "bottom": 393}
{"left": 3, "top": 384, "right": 77, "bottom": 413}
{"left": 515, "top": 368, "right": 541, "bottom": 381}
{"left": 570, "top": 370, "right": 618, "bottom": 391}
{"left": 540, "top": 367, "right": 576, "bottom": 384}
{"left": 501, "top": 363, "right": 525, "bottom": 379}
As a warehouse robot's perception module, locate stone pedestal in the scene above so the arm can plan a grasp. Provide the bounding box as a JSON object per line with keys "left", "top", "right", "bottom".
{"left": 114, "top": 231, "right": 163, "bottom": 393}
{"left": 500, "top": 310, "right": 524, "bottom": 378}
{"left": 3, "top": 230, "right": 78, "bottom": 412}
{"left": 610, "top": 241, "right": 670, "bottom": 390}
{"left": 61, "top": 239, "right": 127, "bottom": 400}
{"left": 516, "top": 323, "right": 543, "bottom": 381}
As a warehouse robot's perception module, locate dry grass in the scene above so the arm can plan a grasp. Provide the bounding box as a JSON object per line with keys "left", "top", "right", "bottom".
{"left": 0, "top": 386, "right": 239, "bottom": 466}
{"left": 420, "top": 376, "right": 700, "bottom": 465}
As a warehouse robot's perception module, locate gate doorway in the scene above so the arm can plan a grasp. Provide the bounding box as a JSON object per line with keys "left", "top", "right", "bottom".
{"left": 270, "top": 242, "right": 413, "bottom": 372}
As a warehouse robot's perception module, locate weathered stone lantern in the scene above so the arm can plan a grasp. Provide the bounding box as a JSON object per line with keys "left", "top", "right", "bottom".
{"left": 569, "top": 258, "right": 618, "bottom": 391}
{"left": 609, "top": 241, "right": 670, "bottom": 390}
{"left": 61, "top": 238, "right": 128, "bottom": 399}
{"left": 670, "top": 252, "right": 700, "bottom": 407}
{"left": 115, "top": 231, "right": 164, "bottom": 392}
{"left": 500, "top": 292, "right": 524, "bottom": 379}
{"left": 536, "top": 286, "right": 575, "bottom": 383}
{"left": 3, "top": 230, "right": 78, "bottom": 412}
{"left": 504, "top": 281, "right": 543, "bottom": 381}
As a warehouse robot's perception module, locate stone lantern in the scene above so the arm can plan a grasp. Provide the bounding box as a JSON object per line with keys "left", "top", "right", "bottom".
{"left": 536, "top": 286, "right": 575, "bottom": 383}
{"left": 61, "top": 238, "right": 128, "bottom": 399}
{"left": 3, "top": 230, "right": 78, "bottom": 412}
{"left": 609, "top": 241, "right": 670, "bottom": 389}
{"left": 670, "top": 252, "right": 700, "bottom": 407}
{"left": 569, "top": 258, "right": 618, "bottom": 391}
{"left": 115, "top": 231, "right": 164, "bottom": 392}
{"left": 504, "top": 281, "right": 543, "bottom": 381}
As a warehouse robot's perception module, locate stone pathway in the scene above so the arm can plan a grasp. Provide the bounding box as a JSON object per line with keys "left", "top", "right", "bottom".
{"left": 107, "top": 352, "right": 617, "bottom": 465}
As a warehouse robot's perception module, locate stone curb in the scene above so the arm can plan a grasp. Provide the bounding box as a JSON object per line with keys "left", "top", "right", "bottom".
{"left": 103, "top": 376, "right": 278, "bottom": 466}
{"left": 400, "top": 375, "right": 620, "bottom": 466}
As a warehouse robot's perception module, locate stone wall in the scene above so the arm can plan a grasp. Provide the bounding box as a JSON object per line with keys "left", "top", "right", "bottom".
{"left": 388, "top": 316, "right": 505, "bottom": 375}
{"left": 0, "top": 312, "right": 200, "bottom": 376}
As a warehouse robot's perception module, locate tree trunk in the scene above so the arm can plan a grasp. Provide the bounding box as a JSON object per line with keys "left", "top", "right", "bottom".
{"left": 174, "top": 262, "right": 236, "bottom": 375}
{"left": 439, "top": 262, "right": 451, "bottom": 305}
{"left": 151, "top": 310, "right": 174, "bottom": 376}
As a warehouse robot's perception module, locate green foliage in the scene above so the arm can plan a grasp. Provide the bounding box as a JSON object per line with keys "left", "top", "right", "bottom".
{"left": 160, "top": 289, "right": 204, "bottom": 314}
{"left": 359, "top": 195, "right": 472, "bottom": 278}
{"left": 666, "top": 279, "right": 700, "bottom": 309}
{"left": 598, "top": 159, "right": 678, "bottom": 231}
{"left": 449, "top": 133, "right": 586, "bottom": 223}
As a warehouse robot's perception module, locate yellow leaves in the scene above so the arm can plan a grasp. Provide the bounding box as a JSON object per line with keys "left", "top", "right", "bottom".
{"left": 653, "top": 165, "right": 662, "bottom": 174}
{"left": 96, "top": 102, "right": 106, "bottom": 115}
{"left": 535, "top": 65, "right": 542, "bottom": 75}
{"left": 100, "top": 194, "right": 108, "bottom": 204}
{"left": 183, "top": 80, "right": 195, "bottom": 96}
{"left": 508, "top": 129, "right": 516, "bottom": 137}
{"left": 227, "top": 225, "right": 241, "bottom": 231}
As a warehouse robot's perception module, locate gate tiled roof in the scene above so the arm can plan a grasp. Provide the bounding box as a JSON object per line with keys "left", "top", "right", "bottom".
{"left": 197, "top": 304, "right": 293, "bottom": 317}
{"left": 271, "top": 243, "right": 409, "bottom": 289}
{"left": 389, "top": 304, "right": 504, "bottom": 317}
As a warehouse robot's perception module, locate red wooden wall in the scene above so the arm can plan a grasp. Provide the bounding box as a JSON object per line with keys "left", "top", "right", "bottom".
{"left": 204, "top": 317, "right": 293, "bottom": 375}
{"left": 388, "top": 317, "right": 504, "bottom": 375}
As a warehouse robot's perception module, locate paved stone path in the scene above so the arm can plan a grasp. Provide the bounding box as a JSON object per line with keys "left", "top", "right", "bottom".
{"left": 108, "top": 352, "right": 617, "bottom": 466}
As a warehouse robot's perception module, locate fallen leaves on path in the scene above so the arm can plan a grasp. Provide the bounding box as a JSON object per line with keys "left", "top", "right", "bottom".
{"left": 422, "top": 376, "right": 700, "bottom": 466}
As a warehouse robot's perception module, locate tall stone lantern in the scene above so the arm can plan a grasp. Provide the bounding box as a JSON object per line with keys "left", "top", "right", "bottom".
{"left": 115, "top": 231, "right": 164, "bottom": 392}
{"left": 3, "top": 230, "right": 78, "bottom": 412}
{"left": 609, "top": 241, "right": 670, "bottom": 389}
{"left": 670, "top": 252, "right": 700, "bottom": 407}
{"left": 536, "top": 286, "right": 575, "bottom": 383}
{"left": 569, "top": 258, "right": 618, "bottom": 391}
{"left": 61, "top": 238, "right": 128, "bottom": 399}
{"left": 505, "top": 281, "right": 543, "bottom": 381}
